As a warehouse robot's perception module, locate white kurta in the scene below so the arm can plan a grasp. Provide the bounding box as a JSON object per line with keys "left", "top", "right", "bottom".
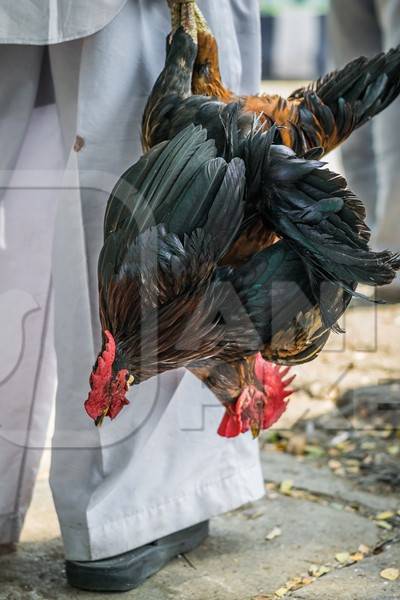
{"left": 0, "top": 0, "right": 127, "bottom": 44}
{"left": 0, "top": 0, "right": 265, "bottom": 560}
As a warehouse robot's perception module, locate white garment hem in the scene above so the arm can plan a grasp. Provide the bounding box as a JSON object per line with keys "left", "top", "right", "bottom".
{"left": 61, "top": 460, "right": 265, "bottom": 561}
{"left": 0, "top": 512, "right": 23, "bottom": 545}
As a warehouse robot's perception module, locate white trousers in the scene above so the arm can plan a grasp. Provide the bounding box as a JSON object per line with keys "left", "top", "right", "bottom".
{"left": 0, "top": 0, "right": 264, "bottom": 560}
{"left": 329, "top": 0, "right": 400, "bottom": 253}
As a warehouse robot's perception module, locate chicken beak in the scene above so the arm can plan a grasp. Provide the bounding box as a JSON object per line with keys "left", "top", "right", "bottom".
{"left": 251, "top": 423, "right": 261, "bottom": 439}
{"left": 95, "top": 406, "right": 110, "bottom": 427}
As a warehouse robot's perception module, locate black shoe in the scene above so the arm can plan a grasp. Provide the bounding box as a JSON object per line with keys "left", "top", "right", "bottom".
{"left": 66, "top": 521, "right": 209, "bottom": 592}
{"left": 0, "top": 543, "right": 17, "bottom": 556}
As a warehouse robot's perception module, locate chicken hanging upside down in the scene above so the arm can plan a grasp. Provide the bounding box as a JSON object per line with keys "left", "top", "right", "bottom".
{"left": 85, "top": 122, "right": 399, "bottom": 437}
{"left": 85, "top": 0, "right": 400, "bottom": 438}
{"left": 146, "top": 0, "right": 400, "bottom": 157}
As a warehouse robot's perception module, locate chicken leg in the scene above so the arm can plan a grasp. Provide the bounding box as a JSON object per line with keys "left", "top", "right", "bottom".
{"left": 167, "top": 0, "right": 197, "bottom": 41}
{"left": 169, "top": 0, "right": 400, "bottom": 157}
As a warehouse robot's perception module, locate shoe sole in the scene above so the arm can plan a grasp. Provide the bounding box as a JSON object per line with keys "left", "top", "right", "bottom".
{"left": 66, "top": 520, "right": 209, "bottom": 592}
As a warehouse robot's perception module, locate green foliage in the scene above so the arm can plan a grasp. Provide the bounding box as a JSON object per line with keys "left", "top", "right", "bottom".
{"left": 260, "top": 0, "right": 329, "bottom": 16}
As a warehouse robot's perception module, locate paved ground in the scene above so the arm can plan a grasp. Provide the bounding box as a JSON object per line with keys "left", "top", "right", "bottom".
{"left": 1, "top": 301, "right": 399, "bottom": 599}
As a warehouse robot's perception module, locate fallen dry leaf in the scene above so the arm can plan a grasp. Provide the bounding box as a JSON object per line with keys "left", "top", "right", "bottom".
{"left": 358, "top": 544, "right": 370, "bottom": 555}
{"left": 305, "top": 445, "right": 326, "bottom": 458}
{"left": 273, "top": 571, "right": 319, "bottom": 599}
{"left": 298, "top": 577, "right": 314, "bottom": 587}
{"left": 382, "top": 429, "right": 393, "bottom": 439}
{"left": 375, "top": 520, "right": 393, "bottom": 531}
{"left": 380, "top": 568, "right": 399, "bottom": 581}
{"left": 350, "top": 552, "right": 364, "bottom": 562}
{"left": 361, "top": 442, "right": 376, "bottom": 450}
{"left": 308, "top": 564, "right": 331, "bottom": 578}
{"left": 328, "top": 459, "right": 342, "bottom": 471}
{"left": 287, "top": 434, "right": 307, "bottom": 456}
{"left": 345, "top": 459, "right": 360, "bottom": 468}
{"left": 266, "top": 483, "right": 277, "bottom": 492}
{"left": 266, "top": 527, "right": 282, "bottom": 541}
{"left": 376, "top": 511, "right": 395, "bottom": 521}
{"left": 280, "top": 480, "right": 293, "bottom": 495}
{"left": 285, "top": 577, "right": 309, "bottom": 591}
{"left": 328, "top": 448, "right": 341, "bottom": 457}
{"left": 346, "top": 466, "right": 360, "bottom": 475}
{"left": 335, "top": 467, "right": 346, "bottom": 477}
{"left": 335, "top": 552, "right": 351, "bottom": 564}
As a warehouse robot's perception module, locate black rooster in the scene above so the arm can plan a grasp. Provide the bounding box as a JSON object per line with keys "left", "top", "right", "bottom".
{"left": 85, "top": 2, "right": 400, "bottom": 437}
{"left": 85, "top": 122, "right": 397, "bottom": 437}
{"left": 139, "top": 2, "right": 400, "bottom": 434}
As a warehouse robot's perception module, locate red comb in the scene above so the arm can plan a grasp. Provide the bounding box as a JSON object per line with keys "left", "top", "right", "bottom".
{"left": 254, "top": 354, "right": 295, "bottom": 429}
{"left": 89, "top": 330, "right": 116, "bottom": 389}
{"left": 218, "top": 354, "right": 295, "bottom": 438}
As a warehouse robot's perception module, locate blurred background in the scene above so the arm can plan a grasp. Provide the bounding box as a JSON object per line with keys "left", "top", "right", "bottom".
{"left": 260, "top": 0, "right": 340, "bottom": 171}
{"left": 260, "top": 0, "right": 329, "bottom": 80}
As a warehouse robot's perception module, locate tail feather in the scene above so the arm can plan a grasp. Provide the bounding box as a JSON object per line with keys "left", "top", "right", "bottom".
{"left": 239, "top": 127, "right": 400, "bottom": 294}
{"left": 290, "top": 45, "right": 400, "bottom": 151}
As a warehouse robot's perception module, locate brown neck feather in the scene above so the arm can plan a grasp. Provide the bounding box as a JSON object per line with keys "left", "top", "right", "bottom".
{"left": 192, "top": 31, "right": 235, "bottom": 102}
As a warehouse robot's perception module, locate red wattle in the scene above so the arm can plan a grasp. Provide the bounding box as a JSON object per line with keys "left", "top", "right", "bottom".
{"left": 217, "top": 410, "right": 242, "bottom": 437}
